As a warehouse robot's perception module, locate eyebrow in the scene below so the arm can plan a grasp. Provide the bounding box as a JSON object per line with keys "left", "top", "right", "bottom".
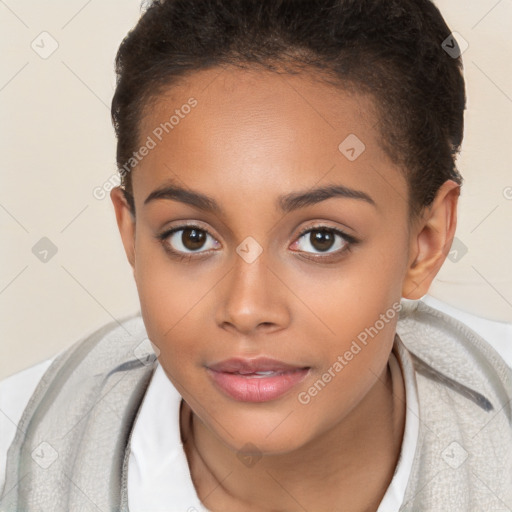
{"left": 143, "top": 180, "right": 376, "bottom": 213}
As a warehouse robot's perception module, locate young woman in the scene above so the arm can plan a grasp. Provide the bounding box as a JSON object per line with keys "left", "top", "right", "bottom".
{"left": 1, "top": 1, "right": 511, "bottom": 511}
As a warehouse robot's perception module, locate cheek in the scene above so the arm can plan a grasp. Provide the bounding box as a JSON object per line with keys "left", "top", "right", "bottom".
{"left": 135, "top": 263, "right": 210, "bottom": 401}
{"left": 291, "top": 282, "right": 401, "bottom": 437}
{"left": 288, "top": 234, "right": 407, "bottom": 336}
{"left": 133, "top": 234, "right": 209, "bottom": 361}
{"left": 286, "top": 236, "right": 406, "bottom": 405}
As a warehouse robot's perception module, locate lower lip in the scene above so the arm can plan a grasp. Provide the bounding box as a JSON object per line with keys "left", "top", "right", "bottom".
{"left": 206, "top": 367, "right": 310, "bottom": 402}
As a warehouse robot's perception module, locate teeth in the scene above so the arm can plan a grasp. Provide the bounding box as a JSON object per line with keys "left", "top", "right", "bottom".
{"left": 235, "top": 370, "right": 276, "bottom": 375}
{"left": 226, "top": 368, "right": 307, "bottom": 376}
{"left": 234, "top": 370, "right": 278, "bottom": 376}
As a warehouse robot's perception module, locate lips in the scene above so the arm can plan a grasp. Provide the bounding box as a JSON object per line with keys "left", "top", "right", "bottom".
{"left": 206, "top": 357, "right": 311, "bottom": 402}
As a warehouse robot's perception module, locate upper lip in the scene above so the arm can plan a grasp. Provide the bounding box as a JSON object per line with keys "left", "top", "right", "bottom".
{"left": 207, "top": 357, "right": 309, "bottom": 374}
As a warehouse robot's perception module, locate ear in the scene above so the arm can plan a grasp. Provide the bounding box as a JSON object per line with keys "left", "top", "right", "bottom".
{"left": 402, "top": 180, "right": 460, "bottom": 300}
{"left": 110, "top": 187, "right": 136, "bottom": 271}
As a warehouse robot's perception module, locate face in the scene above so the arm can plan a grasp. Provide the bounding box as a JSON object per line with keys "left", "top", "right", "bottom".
{"left": 112, "top": 66, "right": 438, "bottom": 455}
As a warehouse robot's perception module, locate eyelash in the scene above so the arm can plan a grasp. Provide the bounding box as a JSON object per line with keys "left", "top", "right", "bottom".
{"left": 155, "top": 223, "right": 359, "bottom": 263}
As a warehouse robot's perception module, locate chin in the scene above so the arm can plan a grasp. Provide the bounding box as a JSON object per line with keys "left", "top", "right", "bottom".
{"left": 209, "top": 410, "right": 314, "bottom": 456}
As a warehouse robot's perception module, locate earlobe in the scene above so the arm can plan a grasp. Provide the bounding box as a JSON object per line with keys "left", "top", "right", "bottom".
{"left": 110, "top": 187, "right": 136, "bottom": 270}
{"left": 402, "top": 180, "right": 460, "bottom": 300}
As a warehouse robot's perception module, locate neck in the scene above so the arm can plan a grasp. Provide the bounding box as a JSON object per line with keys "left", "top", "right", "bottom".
{"left": 180, "top": 354, "right": 406, "bottom": 512}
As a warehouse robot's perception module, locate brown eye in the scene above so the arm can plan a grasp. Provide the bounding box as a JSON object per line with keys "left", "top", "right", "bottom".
{"left": 181, "top": 228, "right": 207, "bottom": 251}
{"left": 160, "top": 225, "right": 220, "bottom": 256}
{"left": 309, "top": 229, "right": 336, "bottom": 252}
{"left": 291, "top": 226, "right": 353, "bottom": 257}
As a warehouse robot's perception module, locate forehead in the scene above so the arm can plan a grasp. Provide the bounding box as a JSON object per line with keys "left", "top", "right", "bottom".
{"left": 133, "top": 66, "right": 407, "bottom": 219}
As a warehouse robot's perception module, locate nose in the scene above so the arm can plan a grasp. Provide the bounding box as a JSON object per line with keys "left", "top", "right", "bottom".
{"left": 215, "top": 249, "right": 291, "bottom": 336}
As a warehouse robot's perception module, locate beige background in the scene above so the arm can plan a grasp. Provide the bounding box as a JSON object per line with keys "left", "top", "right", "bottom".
{"left": 1, "top": 0, "right": 511, "bottom": 379}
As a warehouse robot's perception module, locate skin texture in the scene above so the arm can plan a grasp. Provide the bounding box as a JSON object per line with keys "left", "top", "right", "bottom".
{"left": 111, "top": 66, "right": 460, "bottom": 511}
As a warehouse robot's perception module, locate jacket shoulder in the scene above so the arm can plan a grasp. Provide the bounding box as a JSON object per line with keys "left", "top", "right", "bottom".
{"left": 397, "top": 299, "right": 512, "bottom": 420}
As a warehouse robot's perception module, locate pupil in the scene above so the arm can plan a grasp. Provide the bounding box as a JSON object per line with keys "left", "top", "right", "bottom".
{"left": 182, "top": 228, "right": 206, "bottom": 250}
{"left": 311, "top": 230, "right": 334, "bottom": 252}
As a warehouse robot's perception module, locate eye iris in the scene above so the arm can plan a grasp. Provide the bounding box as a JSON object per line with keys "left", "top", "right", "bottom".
{"left": 182, "top": 228, "right": 206, "bottom": 250}
{"left": 310, "top": 229, "right": 335, "bottom": 252}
